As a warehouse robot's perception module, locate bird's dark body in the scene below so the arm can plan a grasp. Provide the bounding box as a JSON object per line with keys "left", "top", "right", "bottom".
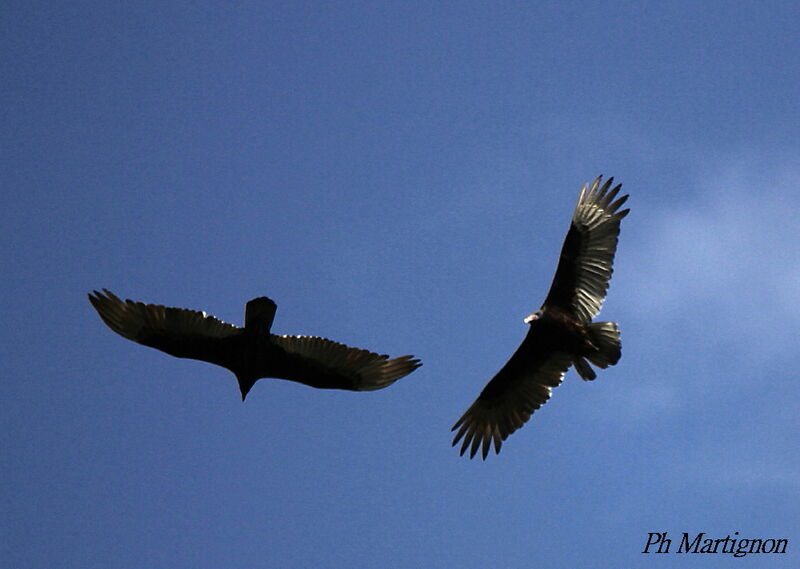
{"left": 531, "top": 309, "right": 592, "bottom": 354}
{"left": 477, "top": 310, "right": 589, "bottom": 402}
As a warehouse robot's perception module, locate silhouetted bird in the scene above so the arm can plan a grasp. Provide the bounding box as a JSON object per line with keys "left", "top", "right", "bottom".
{"left": 89, "top": 290, "right": 421, "bottom": 400}
{"left": 452, "top": 176, "right": 629, "bottom": 459}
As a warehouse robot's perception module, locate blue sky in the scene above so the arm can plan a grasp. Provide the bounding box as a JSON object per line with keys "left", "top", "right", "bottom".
{"left": 3, "top": 2, "right": 799, "bottom": 567}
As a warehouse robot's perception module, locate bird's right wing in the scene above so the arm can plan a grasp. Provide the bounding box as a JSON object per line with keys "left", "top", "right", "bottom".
{"left": 89, "top": 289, "right": 240, "bottom": 364}
{"left": 541, "top": 176, "right": 629, "bottom": 322}
{"left": 271, "top": 335, "right": 421, "bottom": 391}
{"left": 451, "top": 344, "right": 573, "bottom": 459}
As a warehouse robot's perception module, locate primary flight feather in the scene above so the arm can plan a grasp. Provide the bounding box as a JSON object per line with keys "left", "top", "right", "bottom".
{"left": 452, "top": 176, "right": 629, "bottom": 459}
{"left": 89, "top": 290, "right": 421, "bottom": 400}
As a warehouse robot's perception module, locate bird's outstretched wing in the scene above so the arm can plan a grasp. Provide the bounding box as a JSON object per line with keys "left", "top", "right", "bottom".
{"left": 541, "top": 176, "right": 629, "bottom": 322}
{"left": 271, "top": 335, "right": 421, "bottom": 391}
{"left": 451, "top": 340, "right": 573, "bottom": 459}
{"left": 88, "top": 289, "right": 240, "bottom": 365}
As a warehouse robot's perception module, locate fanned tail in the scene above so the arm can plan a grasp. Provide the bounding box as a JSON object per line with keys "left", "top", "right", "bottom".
{"left": 586, "top": 321, "right": 621, "bottom": 368}
{"left": 574, "top": 321, "right": 621, "bottom": 381}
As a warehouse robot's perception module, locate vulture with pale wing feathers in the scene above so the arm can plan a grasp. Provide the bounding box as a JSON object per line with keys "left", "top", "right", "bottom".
{"left": 89, "top": 291, "right": 421, "bottom": 400}
{"left": 452, "top": 176, "right": 629, "bottom": 459}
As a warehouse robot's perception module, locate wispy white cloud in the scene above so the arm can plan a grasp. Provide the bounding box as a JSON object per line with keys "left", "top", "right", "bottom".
{"left": 676, "top": 445, "right": 800, "bottom": 492}
{"left": 618, "top": 156, "right": 800, "bottom": 358}
{"left": 604, "top": 155, "right": 800, "bottom": 426}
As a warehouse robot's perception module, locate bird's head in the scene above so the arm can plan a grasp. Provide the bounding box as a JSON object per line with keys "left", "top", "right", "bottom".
{"left": 523, "top": 309, "right": 542, "bottom": 324}
{"left": 238, "top": 377, "right": 256, "bottom": 401}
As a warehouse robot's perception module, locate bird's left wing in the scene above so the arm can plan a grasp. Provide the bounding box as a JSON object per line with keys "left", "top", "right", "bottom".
{"left": 271, "top": 335, "right": 421, "bottom": 391}
{"left": 89, "top": 289, "right": 240, "bottom": 364}
{"left": 541, "top": 176, "right": 629, "bottom": 322}
{"left": 451, "top": 346, "right": 573, "bottom": 459}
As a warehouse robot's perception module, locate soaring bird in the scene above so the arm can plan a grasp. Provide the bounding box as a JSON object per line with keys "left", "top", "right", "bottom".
{"left": 452, "top": 176, "right": 629, "bottom": 459}
{"left": 89, "top": 290, "right": 421, "bottom": 400}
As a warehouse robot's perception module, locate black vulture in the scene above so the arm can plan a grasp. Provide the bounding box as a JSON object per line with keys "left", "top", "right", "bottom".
{"left": 452, "top": 176, "right": 629, "bottom": 459}
{"left": 89, "top": 290, "right": 421, "bottom": 400}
